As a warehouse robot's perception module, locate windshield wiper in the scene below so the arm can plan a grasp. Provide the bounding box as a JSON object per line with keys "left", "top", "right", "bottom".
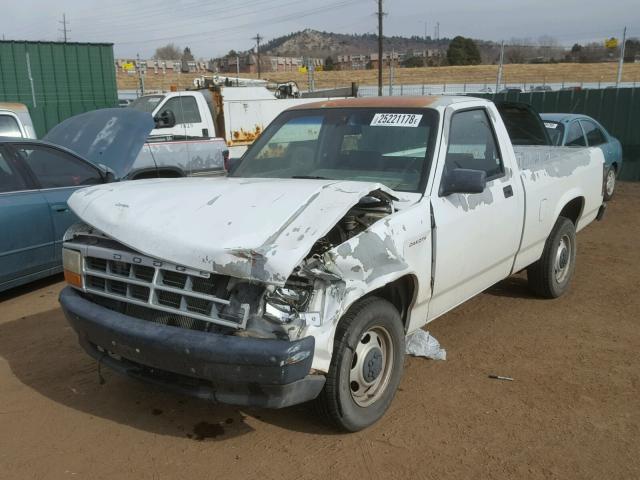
{"left": 290, "top": 175, "right": 330, "bottom": 180}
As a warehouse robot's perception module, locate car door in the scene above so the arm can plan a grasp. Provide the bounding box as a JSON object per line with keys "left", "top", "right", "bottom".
{"left": 9, "top": 143, "right": 104, "bottom": 263}
{"left": 428, "top": 105, "right": 524, "bottom": 320}
{"left": 154, "top": 93, "right": 204, "bottom": 139}
{"left": 580, "top": 119, "right": 612, "bottom": 164}
{"left": 0, "top": 145, "right": 56, "bottom": 289}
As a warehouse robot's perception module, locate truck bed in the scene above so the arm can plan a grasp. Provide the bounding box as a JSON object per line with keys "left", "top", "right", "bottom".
{"left": 512, "top": 145, "right": 604, "bottom": 272}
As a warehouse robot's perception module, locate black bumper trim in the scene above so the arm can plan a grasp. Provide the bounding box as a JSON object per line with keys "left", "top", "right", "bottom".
{"left": 59, "top": 287, "right": 324, "bottom": 407}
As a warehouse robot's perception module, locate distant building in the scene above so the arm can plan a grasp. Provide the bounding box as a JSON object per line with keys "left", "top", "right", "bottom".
{"left": 213, "top": 54, "right": 323, "bottom": 74}
{"left": 335, "top": 49, "right": 442, "bottom": 70}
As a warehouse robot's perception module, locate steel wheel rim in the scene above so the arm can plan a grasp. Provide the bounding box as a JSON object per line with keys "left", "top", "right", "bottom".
{"left": 606, "top": 170, "right": 615, "bottom": 196}
{"left": 554, "top": 234, "right": 572, "bottom": 284}
{"left": 349, "top": 326, "right": 394, "bottom": 407}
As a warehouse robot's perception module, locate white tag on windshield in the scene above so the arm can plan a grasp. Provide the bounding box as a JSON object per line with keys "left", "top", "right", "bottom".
{"left": 371, "top": 113, "right": 423, "bottom": 127}
{"left": 544, "top": 122, "right": 558, "bottom": 129}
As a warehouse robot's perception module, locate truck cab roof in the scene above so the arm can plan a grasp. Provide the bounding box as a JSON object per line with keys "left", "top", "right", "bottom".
{"left": 288, "top": 95, "right": 478, "bottom": 110}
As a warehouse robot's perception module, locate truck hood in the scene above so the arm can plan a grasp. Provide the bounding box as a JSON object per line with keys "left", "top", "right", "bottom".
{"left": 68, "top": 177, "right": 397, "bottom": 285}
{"left": 43, "top": 108, "right": 154, "bottom": 179}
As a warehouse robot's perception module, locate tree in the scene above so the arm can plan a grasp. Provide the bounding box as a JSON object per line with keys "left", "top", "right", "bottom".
{"left": 324, "top": 55, "right": 335, "bottom": 71}
{"left": 624, "top": 38, "right": 640, "bottom": 62}
{"left": 182, "top": 47, "right": 194, "bottom": 61}
{"left": 446, "top": 36, "right": 481, "bottom": 66}
{"left": 153, "top": 43, "right": 181, "bottom": 60}
{"left": 402, "top": 56, "right": 424, "bottom": 68}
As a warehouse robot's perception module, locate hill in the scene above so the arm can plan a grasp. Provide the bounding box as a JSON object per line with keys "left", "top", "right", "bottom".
{"left": 260, "top": 29, "right": 447, "bottom": 58}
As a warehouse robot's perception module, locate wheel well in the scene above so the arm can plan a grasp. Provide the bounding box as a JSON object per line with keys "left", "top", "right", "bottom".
{"left": 610, "top": 162, "right": 618, "bottom": 173}
{"left": 131, "top": 168, "right": 184, "bottom": 180}
{"left": 559, "top": 197, "right": 584, "bottom": 225}
{"left": 364, "top": 275, "right": 417, "bottom": 332}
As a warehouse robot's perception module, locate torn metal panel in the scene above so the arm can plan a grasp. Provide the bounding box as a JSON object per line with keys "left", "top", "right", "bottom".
{"left": 68, "top": 177, "right": 400, "bottom": 286}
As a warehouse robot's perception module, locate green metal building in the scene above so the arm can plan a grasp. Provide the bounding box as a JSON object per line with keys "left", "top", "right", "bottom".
{"left": 0, "top": 40, "right": 118, "bottom": 137}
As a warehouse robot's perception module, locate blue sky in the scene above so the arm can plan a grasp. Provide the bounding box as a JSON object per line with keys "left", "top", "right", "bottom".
{"left": 1, "top": 0, "right": 638, "bottom": 58}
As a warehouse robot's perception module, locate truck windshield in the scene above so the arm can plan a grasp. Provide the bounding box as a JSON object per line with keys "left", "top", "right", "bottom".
{"left": 231, "top": 108, "right": 439, "bottom": 193}
{"left": 128, "top": 95, "right": 165, "bottom": 114}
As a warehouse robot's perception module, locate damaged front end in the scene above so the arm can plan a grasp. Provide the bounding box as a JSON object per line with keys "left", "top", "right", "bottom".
{"left": 62, "top": 187, "right": 399, "bottom": 342}
{"left": 217, "top": 189, "right": 398, "bottom": 342}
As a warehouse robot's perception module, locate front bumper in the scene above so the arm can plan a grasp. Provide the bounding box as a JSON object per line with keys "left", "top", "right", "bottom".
{"left": 59, "top": 287, "right": 324, "bottom": 408}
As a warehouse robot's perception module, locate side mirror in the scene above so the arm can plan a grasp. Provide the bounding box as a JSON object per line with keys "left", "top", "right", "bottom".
{"left": 440, "top": 168, "right": 487, "bottom": 196}
{"left": 154, "top": 110, "right": 176, "bottom": 129}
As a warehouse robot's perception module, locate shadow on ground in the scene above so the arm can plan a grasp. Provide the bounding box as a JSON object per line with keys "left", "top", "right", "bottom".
{"left": 0, "top": 308, "right": 338, "bottom": 440}
{"left": 0, "top": 274, "right": 64, "bottom": 303}
{"left": 484, "top": 274, "right": 540, "bottom": 300}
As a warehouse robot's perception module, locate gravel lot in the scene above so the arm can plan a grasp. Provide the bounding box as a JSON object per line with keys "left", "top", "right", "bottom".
{"left": 1, "top": 183, "right": 638, "bottom": 480}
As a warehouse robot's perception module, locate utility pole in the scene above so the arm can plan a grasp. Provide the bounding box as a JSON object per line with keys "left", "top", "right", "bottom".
{"left": 252, "top": 33, "right": 263, "bottom": 78}
{"left": 389, "top": 49, "right": 395, "bottom": 95}
{"left": 616, "top": 26, "right": 627, "bottom": 87}
{"left": 496, "top": 40, "right": 505, "bottom": 92}
{"left": 377, "top": 0, "right": 384, "bottom": 96}
{"left": 59, "top": 13, "right": 69, "bottom": 42}
{"left": 423, "top": 21, "right": 428, "bottom": 67}
{"left": 236, "top": 55, "right": 240, "bottom": 86}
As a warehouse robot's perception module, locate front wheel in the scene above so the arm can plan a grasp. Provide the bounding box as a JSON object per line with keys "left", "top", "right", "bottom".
{"left": 314, "top": 297, "right": 405, "bottom": 432}
{"left": 604, "top": 166, "right": 616, "bottom": 201}
{"left": 527, "top": 217, "right": 577, "bottom": 298}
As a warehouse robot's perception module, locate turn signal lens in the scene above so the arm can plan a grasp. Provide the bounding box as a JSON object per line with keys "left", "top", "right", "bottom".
{"left": 64, "top": 270, "right": 83, "bottom": 288}
{"left": 62, "top": 249, "right": 83, "bottom": 288}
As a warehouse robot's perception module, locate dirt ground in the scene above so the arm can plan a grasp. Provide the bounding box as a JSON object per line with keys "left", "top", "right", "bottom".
{"left": 1, "top": 183, "right": 639, "bottom": 480}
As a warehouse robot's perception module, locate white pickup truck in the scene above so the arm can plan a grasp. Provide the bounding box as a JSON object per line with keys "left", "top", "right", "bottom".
{"left": 128, "top": 86, "right": 348, "bottom": 160}
{"left": 59, "top": 96, "right": 606, "bottom": 432}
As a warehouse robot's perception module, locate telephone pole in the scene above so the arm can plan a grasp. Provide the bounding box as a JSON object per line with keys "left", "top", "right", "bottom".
{"left": 496, "top": 40, "right": 505, "bottom": 92}
{"left": 616, "top": 26, "right": 627, "bottom": 87}
{"left": 59, "top": 13, "right": 70, "bottom": 42}
{"left": 377, "top": 0, "right": 384, "bottom": 96}
{"left": 252, "top": 33, "right": 263, "bottom": 78}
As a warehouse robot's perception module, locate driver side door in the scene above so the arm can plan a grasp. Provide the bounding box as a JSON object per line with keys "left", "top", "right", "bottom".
{"left": 428, "top": 105, "right": 524, "bottom": 320}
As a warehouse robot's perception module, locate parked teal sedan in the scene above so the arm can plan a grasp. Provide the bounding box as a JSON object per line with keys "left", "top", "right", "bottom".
{"left": 0, "top": 109, "right": 153, "bottom": 293}
{"left": 541, "top": 113, "right": 623, "bottom": 200}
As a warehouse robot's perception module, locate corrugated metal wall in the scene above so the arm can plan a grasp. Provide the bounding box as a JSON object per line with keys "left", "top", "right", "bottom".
{"left": 0, "top": 40, "right": 118, "bottom": 137}
{"left": 476, "top": 88, "right": 640, "bottom": 181}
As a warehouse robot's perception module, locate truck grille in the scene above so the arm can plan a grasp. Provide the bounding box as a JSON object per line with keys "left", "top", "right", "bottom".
{"left": 66, "top": 239, "right": 250, "bottom": 330}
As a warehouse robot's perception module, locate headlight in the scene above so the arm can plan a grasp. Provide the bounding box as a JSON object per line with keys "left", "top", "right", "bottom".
{"left": 264, "top": 287, "right": 311, "bottom": 324}
{"left": 62, "top": 248, "right": 83, "bottom": 288}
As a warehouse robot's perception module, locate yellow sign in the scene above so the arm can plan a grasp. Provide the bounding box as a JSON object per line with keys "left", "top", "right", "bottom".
{"left": 298, "top": 66, "right": 307, "bottom": 73}
{"left": 122, "top": 62, "right": 136, "bottom": 71}
{"left": 605, "top": 37, "right": 618, "bottom": 49}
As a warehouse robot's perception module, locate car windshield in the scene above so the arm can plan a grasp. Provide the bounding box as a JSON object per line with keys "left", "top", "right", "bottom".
{"left": 128, "top": 95, "right": 165, "bottom": 114}
{"left": 230, "top": 108, "right": 439, "bottom": 193}
{"left": 543, "top": 121, "right": 564, "bottom": 146}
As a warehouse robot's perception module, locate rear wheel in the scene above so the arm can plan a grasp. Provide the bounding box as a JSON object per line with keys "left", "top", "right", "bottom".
{"left": 527, "top": 217, "right": 577, "bottom": 298}
{"left": 604, "top": 166, "right": 616, "bottom": 201}
{"left": 315, "top": 297, "right": 404, "bottom": 432}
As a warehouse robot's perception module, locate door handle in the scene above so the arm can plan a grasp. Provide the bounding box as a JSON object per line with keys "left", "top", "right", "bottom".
{"left": 503, "top": 185, "right": 514, "bottom": 198}
{"left": 51, "top": 204, "right": 69, "bottom": 213}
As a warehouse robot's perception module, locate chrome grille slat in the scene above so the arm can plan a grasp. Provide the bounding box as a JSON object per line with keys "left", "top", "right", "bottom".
{"left": 66, "top": 240, "right": 249, "bottom": 330}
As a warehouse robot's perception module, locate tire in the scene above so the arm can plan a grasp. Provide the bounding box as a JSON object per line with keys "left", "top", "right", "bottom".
{"left": 604, "top": 166, "right": 616, "bottom": 201}
{"left": 527, "top": 216, "right": 577, "bottom": 298}
{"left": 314, "top": 297, "right": 405, "bottom": 432}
